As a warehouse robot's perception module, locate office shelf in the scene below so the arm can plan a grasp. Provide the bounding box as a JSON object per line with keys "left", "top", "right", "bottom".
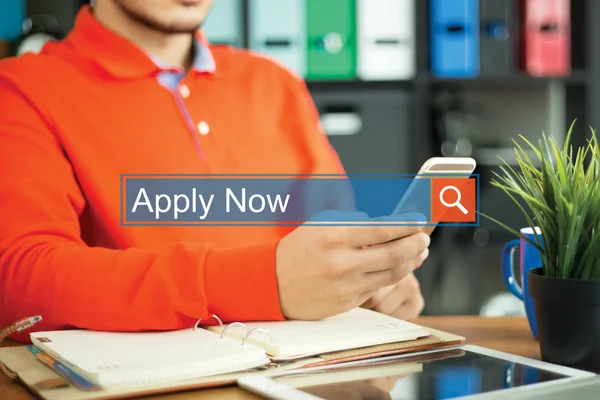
{"left": 306, "top": 69, "right": 588, "bottom": 90}
{"left": 427, "top": 69, "right": 588, "bottom": 88}
{"left": 306, "top": 79, "right": 418, "bottom": 92}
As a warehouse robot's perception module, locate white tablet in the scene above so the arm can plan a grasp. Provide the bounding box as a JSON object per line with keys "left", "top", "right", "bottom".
{"left": 238, "top": 345, "right": 596, "bottom": 400}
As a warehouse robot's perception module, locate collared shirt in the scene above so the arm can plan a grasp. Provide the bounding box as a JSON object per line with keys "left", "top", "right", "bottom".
{"left": 153, "top": 38, "right": 216, "bottom": 91}
{"left": 0, "top": 5, "right": 344, "bottom": 337}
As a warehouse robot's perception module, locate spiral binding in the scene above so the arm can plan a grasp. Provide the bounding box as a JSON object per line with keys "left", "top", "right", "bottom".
{"left": 0, "top": 316, "right": 43, "bottom": 379}
{"left": 193, "top": 314, "right": 273, "bottom": 346}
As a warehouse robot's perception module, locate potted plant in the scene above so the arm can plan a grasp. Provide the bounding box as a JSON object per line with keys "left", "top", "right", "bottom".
{"left": 486, "top": 122, "right": 600, "bottom": 373}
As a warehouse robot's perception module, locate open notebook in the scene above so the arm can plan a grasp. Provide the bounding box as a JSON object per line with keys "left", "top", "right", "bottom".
{"left": 26, "top": 308, "right": 430, "bottom": 389}
{"left": 205, "top": 307, "right": 430, "bottom": 360}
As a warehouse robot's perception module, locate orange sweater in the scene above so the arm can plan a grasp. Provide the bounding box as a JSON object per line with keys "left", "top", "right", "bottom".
{"left": 0, "top": 7, "right": 343, "bottom": 340}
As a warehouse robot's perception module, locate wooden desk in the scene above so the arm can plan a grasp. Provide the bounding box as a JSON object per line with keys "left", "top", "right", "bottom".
{"left": 0, "top": 42, "right": 10, "bottom": 59}
{"left": 0, "top": 316, "right": 539, "bottom": 400}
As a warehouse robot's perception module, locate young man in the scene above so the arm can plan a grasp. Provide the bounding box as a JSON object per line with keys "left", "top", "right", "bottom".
{"left": 0, "top": 0, "right": 429, "bottom": 339}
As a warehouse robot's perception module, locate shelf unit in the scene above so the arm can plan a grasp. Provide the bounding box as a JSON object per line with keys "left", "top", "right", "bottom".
{"left": 309, "top": 0, "right": 595, "bottom": 241}
{"left": 300, "top": 1, "right": 597, "bottom": 185}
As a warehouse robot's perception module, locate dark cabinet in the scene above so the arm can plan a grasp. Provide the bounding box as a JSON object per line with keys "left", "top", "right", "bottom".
{"left": 310, "top": 88, "right": 414, "bottom": 174}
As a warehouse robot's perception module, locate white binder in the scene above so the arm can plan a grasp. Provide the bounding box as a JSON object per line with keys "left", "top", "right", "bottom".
{"left": 357, "top": 0, "right": 416, "bottom": 80}
{"left": 249, "top": 0, "right": 307, "bottom": 76}
{"left": 201, "top": 0, "right": 243, "bottom": 48}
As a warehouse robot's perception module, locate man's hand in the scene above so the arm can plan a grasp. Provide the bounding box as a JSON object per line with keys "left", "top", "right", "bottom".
{"left": 361, "top": 272, "right": 426, "bottom": 321}
{"left": 275, "top": 218, "right": 430, "bottom": 320}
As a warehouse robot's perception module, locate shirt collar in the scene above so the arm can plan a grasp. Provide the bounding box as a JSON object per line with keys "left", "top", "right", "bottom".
{"left": 149, "top": 35, "right": 216, "bottom": 74}
{"left": 66, "top": 5, "right": 216, "bottom": 79}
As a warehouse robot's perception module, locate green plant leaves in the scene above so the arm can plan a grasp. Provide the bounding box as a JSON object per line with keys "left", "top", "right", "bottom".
{"left": 482, "top": 121, "right": 600, "bottom": 280}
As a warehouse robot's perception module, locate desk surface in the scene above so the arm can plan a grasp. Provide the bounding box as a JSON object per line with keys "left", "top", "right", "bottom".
{"left": 0, "top": 316, "right": 539, "bottom": 400}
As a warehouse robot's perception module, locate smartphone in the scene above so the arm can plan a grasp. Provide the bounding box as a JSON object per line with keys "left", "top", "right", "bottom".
{"left": 392, "top": 157, "right": 477, "bottom": 235}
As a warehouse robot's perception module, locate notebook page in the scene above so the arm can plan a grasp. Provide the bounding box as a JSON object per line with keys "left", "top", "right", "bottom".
{"left": 30, "top": 328, "right": 270, "bottom": 388}
{"left": 207, "top": 308, "right": 430, "bottom": 359}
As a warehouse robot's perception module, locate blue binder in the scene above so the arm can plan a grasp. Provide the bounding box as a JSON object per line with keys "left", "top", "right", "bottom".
{"left": 0, "top": 0, "right": 25, "bottom": 41}
{"left": 430, "top": 0, "right": 479, "bottom": 78}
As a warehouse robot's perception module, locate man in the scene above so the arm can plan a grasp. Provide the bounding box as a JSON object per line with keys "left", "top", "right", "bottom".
{"left": 0, "top": 0, "right": 430, "bottom": 340}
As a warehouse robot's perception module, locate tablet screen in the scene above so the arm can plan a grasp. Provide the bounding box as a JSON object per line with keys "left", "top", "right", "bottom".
{"left": 276, "top": 349, "right": 571, "bottom": 400}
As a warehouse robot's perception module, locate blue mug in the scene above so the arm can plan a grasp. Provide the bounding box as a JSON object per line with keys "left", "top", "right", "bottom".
{"left": 501, "top": 227, "right": 543, "bottom": 338}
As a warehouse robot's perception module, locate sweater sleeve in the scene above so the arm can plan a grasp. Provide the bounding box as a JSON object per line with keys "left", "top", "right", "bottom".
{"left": 276, "top": 68, "right": 355, "bottom": 222}
{"left": 0, "top": 74, "right": 285, "bottom": 341}
{"left": 283, "top": 70, "right": 347, "bottom": 176}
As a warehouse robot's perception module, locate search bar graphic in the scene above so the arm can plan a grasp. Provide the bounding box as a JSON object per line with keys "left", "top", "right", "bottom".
{"left": 431, "top": 178, "right": 477, "bottom": 223}
{"left": 439, "top": 185, "right": 468, "bottom": 215}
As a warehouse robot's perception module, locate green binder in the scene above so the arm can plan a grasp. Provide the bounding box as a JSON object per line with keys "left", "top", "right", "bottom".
{"left": 306, "top": 0, "right": 357, "bottom": 80}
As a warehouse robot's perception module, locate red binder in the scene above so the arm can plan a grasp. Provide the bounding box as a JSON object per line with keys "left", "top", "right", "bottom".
{"left": 520, "top": 0, "right": 570, "bottom": 76}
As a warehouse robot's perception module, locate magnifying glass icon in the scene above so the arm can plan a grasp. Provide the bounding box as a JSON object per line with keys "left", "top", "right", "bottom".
{"left": 439, "top": 186, "right": 468, "bottom": 215}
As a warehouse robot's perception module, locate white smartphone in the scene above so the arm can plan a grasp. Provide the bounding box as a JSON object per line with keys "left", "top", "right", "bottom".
{"left": 392, "top": 157, "right": 477, "bottom": 235}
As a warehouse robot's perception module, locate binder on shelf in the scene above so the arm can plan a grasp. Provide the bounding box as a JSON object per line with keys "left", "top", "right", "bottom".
{"left": 520, "top": 0, "right": 570, "bottom": 77}
{"left": 249, "top": 0, "right": 307, "bottom": 77}
{"left": 200, "top": 0, "right": 243, "bottom": 47}
{"left": 306, "top": 0, "right": 357, "bottom": 80}
{"left": 430, "top": 0, "right": 479, "bottom": 78}
{"left": 480, "top": 0, "right": 517, "bottom": 75}
{"left": 357, "top": 0, "right": 416, "bottom": 81}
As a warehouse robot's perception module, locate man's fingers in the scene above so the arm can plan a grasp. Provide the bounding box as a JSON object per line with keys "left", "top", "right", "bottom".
{"left": 361, "top": 285, "right": 391, "bottom": 309}
{"left": 365, "top": 274, "right": 426, "bottom": 319}
{"left": 339, "top": 223, "right": 426, "bottom": 248}
{"left": 419, "top": 248, "right": 430, "bottom": 264}
{"left": 377, "top": 291, "right": 406, "bottom": 316}
{"left": 364, "top": 284, "right": 404, "bottom": 315}
{"left": 396, "top": 294, "right": 425, "bottom": 321}
{"left": 353, "top": 233, "right": 430, "bottom": 273}
{"left": 360, "top": 248, "right": 430, "bottom": 290}
{"left": 357, "top": 289, "right": 379, "bottom": 308}
{"left": 361, "top": 259, "right": 419, "bottom": 292}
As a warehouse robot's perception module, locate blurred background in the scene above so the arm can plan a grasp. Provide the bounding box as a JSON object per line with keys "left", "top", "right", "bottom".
{"left": 1, "top": 0, "right": 597, "bottom": 318}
